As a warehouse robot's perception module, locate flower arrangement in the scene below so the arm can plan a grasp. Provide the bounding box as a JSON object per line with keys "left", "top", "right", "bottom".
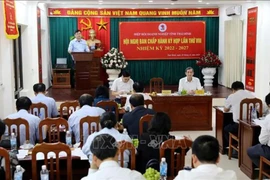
{"left": 101, "top": 47, "right": 128, "bottom": 69}
{"left": 196, "top": 51, "right": 222, "bottom": 67}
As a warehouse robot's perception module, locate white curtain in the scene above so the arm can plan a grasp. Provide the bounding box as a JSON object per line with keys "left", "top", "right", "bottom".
{"left": 224, "top": 20, "right": 244, "bottom": 87}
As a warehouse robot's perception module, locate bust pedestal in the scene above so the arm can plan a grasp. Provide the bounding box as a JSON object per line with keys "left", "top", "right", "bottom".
{"left": 106, "top": 69, "right": 121, "bottom": 88}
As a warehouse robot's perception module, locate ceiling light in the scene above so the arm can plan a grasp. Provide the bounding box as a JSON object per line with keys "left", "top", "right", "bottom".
{"left": 206, "top": 2, "right": 210, "bottom": 4}
{"left": 171, "top": 2, "right": 174, "bottom": 5}
{"left": 98, "top": 0, "right": 103, "bottom": 2}
{"left": 198, "top": 0, "right": 203, "bottom": 2}
{"left": 148, "top": 0, "right": 153, "bottom": 2}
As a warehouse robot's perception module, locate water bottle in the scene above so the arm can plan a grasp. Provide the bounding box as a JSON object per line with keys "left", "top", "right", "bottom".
{"left": 123, "top": 128, "right": 128, "bottom": 135}
{"left": 160, "top": 157, "right": 167, "bottom": 180}
{"left": 251, "top": 107, "right": 257, "bottom": 120}
{"left": 10, "top": 133, "right": 17, "bottom": 152}
{"left": 66, "top": 131, "right": 72, "bottom": 147}
{"left": 14, "top": 165, "right": 23, "bottom": 180}
{"left": 40, "top": 165, "right": 49, "bottom": 180}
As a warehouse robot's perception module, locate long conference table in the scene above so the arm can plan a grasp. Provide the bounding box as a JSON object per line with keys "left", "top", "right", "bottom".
{"left": 148, "top": 94, "right": 213, "bottom": 131}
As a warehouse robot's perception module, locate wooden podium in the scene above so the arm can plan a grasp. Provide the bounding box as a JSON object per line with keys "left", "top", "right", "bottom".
{"left": 72, "top": 51, "right": 103, "bottom": 90}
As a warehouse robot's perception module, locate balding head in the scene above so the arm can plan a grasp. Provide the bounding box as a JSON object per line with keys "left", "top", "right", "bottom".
{"left": 129, "top": 94, "right": 144, "bottom": 108}
{"left": 79, "top": 94, "right": 94, "bottom": 107}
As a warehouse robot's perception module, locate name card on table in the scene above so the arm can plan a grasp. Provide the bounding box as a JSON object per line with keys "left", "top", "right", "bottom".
{"left": 162, "top": 90, "right": 172, "bottom": 96}
{"left": 195, "top": 89, "right": 205, "bottom": 95}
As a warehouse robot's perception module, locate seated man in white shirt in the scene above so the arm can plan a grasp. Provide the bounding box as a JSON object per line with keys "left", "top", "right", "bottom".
{"left": 124, "top": 82, "right": 152, "bottom": 112}
{"left": 31, "top": 83, "right": 58, "bottom": 119}
{"left": 247, "top": 114, "right": 270, "bottom": 168}
{"left": 175, "top": 135, "right": 236, "bottom": 180}
{"left": 111, "top": 71, "right": 134, "bottom": 97}
{"left": 81, "top": 134, "right": 144, "bottom": 180}
{"left": 178, "top": 67, "right": 202, "bottom": 95}
{"left": 223, "top": 81, "right": 255, "bottom": 150}
{"left": 68, "top": 94, "right": 105, "bottom": 144}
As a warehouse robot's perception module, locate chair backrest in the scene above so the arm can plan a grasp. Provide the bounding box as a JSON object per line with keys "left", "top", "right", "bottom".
{"left": 4, "top": 118, "right": 30, "bottom": 146}
{"left": 160, "top": 138, "right": 193, "bottom": 177}
{"left": 118, "top": 140, "right": 136, "bottom": 170}
{"left": 150, "top": 77, "right": 164, "bottom": 93}
{"left": 96, "top": 100, "right": 119, "bottom": 121}
{"left": 30, "top": 102, "right": 48, "bottom": 119}
{"left": 38, "top": 118, "right": 69, "bottom": 143}
{"left": 0, "top": 147, "right": 11, "bottom": 180}
{"left": 139, "top": 114, "right": 154, "bottom": 136}
{"left": 240, "top": 98, "right": 263, "bottom": 122}
{"left": 79, "top": 116, "right": 100, "bottom": 144}
{"left": 144, "top": 99, "right": 155, "bottom": 110}
{"left": 59, "top": 101, "right": 80, "bottom": 119}
{"left": 32, "top": 142, "right": 72, "bottom": 180}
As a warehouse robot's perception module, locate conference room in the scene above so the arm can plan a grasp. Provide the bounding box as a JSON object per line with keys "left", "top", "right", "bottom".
{"left": 0, "top": 0, "right": 270, "bottom": 179}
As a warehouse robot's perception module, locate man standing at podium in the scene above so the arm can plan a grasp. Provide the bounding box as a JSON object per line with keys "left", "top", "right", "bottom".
{"left": 68, "top": 30, "right": 90, "bottom": 53}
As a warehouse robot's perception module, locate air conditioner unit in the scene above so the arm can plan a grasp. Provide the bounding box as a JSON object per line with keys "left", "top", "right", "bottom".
{"left": 226, "top": 6, "right": 242, "bottom": 16}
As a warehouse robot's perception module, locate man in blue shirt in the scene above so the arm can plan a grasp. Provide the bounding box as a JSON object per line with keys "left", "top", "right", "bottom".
{"left": 5, "top": 97, "right": 41, "bottom": 145}
{"left": 68, "top": 30, "right": 90, "bottom": 53}
{"left": 31, "top": 83, "right": 58, "bottom": 119}
{"left": 68, "top": 94, "right": 105, "bottom": 144}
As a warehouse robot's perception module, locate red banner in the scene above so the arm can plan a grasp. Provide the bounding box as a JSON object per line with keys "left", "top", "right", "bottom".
{"left": 48, "top": 8, "right": 218, "bottom": 17}
{"left": 119, "top": 21, "right": 205, "bottom": 60}
{"left": 245, "top": 7, "right": 258, "bottom": 92}
{"left": 2, "top": 0, "right": 19, "bottom": 39}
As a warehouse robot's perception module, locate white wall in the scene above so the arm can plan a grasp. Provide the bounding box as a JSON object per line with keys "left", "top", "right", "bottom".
{"left": 219, "top": 2, "right": 270, "bottom": 100}
{"left": 0, "top": 1, "right": 51, "bottom": 118}
{"left": 38, "top": 3, "right": 52, "bottom": 88}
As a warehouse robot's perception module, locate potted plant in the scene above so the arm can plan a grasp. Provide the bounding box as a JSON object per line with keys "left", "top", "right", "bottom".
{"left": 101, "top": 47, "right": 128, "bottom": 87}
{"left": 196, "top": 51, "right": 222, "bottom": 86}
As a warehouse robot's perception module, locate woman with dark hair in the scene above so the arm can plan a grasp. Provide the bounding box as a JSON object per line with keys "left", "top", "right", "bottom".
{"left": 93, "top": 85, "right": 110, "bottom": 106}
{"left": 137, "top": 112, "right": 176, "bottom": 174}
{"left": 82, "top": 112, "right": 132, "bottom": 167}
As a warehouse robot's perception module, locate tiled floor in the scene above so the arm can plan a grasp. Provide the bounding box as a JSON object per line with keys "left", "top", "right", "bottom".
{"left": 170, "top": 98, "right": 249, "bottom": 180}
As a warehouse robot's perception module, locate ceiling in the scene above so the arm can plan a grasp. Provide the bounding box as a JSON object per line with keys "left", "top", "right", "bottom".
{"left": 41, "top": 0, "right": 257, "bottom": 8}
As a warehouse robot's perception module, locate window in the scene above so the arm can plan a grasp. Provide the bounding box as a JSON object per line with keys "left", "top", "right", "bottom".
{"left": 13, "top": 26, "right": 23, "bottom": 99}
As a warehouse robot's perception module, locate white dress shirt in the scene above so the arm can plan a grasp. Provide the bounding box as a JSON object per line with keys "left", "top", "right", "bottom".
{"left": 68, "top": 38, "right": 90, "bottom": 53}
{"left": 111, "top": 77, "right": 134, "bottom": 94}
{"left": 174, "top": 164, "right": 237, "bottom": 180}
{"left": 5, "top": 109, "right": 41, "bottom": 145}
{"left": 31, "top": 93, "right": 58, "bottom": 119}
{"left": 68, "top": 105, "right": 105, "bottom": 143}
{"left": 81, "top": 160, "right": 145, "bottom": 180}
{"left": 178, "top": 77, "right": 202, "bottom": 92}
{"left": 225, "top": 90, "right": 255, "bottom": 123}
{"left": 258, "top": 114, "right": 270, "bottom": 146}
{"left": 124, "top": 93, "right": 152, "bottom": 111}
{"left": 82, "top": 128, "right": 132, "bottom": 167}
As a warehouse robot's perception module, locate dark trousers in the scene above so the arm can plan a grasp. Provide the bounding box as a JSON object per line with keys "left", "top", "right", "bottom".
{"left": 247, "top": 144, "right": 270, "bottom": 167}
{"left": 223, "top": 122, "right": 239, "bottom": 147}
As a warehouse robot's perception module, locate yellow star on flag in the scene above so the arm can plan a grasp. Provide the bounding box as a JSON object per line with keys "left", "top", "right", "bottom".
{"left": 96, "top": 18, "right": 108, "bottom": 31}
